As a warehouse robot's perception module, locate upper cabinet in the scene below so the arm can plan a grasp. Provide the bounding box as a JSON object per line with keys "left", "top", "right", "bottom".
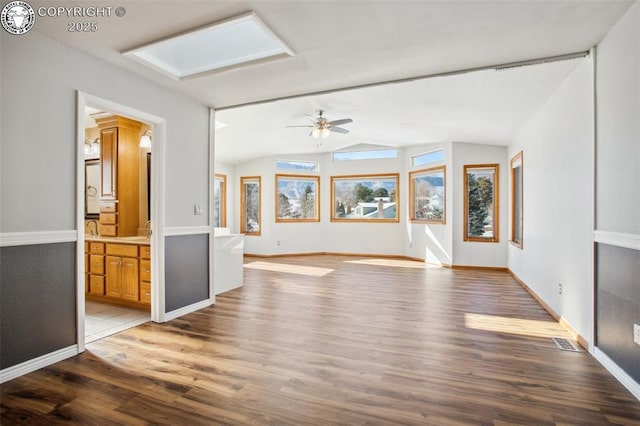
{"left": 94, "top": 115, "right": 142, "bottom": 237}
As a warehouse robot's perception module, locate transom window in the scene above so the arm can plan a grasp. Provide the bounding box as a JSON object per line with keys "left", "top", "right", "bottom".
{"left": 412, "top": 149, "right": 444, "bottom": 167}
{"left": 332, "top": 149, "right": 397, "bottom": 162}
{"left": 276, "top": 160, "right": 318, "bottom": 172}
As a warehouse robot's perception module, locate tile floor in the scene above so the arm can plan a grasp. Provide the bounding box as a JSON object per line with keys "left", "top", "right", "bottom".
{"left": 85, "top": 301, "right": 150, "bottom": 343}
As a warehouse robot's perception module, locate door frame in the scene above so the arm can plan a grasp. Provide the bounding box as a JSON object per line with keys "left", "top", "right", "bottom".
{"left": 76, "top": 91, "right": 167, "bottom": 352}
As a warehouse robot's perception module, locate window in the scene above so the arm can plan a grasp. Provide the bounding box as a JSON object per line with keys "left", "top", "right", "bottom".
{"left": 240, "top": 176, "right": 261, "bottom": 235}
{"left": 464, "top": 164, "right": 499, "bottom": 242}
{"left": 409, "top": 165, "right": 446, "bottom": 224}
{"left": 276, "top": 160, "right": 318, "bottom": 172}
{"left": 332, "top": 149, "right": 397, "bottom": 161}
{"left": 412, "top": 149, "right": 444, "bottom": 167}
{"left": 275, "top": 174, "right": 320, "bottom": 222}
{"left": 330, "top": 174, "right": 399, "bottom": 222}
{"left": 214, "top": 174, "right": 227, "bottom": 227}
{"left": 510, "top": 152, "right": 523, "bottom": 248}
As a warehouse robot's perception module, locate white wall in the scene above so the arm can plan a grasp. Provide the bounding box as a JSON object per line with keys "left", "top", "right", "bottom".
{"left": 232, "top": 142, "right": 510, "bottom": 267}
{"left": 452, "top": 142, "right": 509, "bottom": 268}
{"left": 508, "top": 59, "right": 593, "bottom": 338}
{"left": 0, "top": 30, "right": 210, "bottom": 232}
{"left": 596, "top": 1, "right": 639, "bottom": 235}
{"left": 234, "top": 151, "right": 408, "bottom": 256}
{"left": 404, "top": 143, "right": 452, "bottom": 265}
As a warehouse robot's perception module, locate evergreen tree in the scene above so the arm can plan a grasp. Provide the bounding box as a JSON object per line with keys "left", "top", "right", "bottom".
{"left": 467, "top": 174, "right": 489, "bottom": 236}
{"left": 300, "top": 185, "right": 314, "bottom": 218}
{"left": 355, "top": 183, "right": 375, "bottom": 202}
{"left": 373, "top": 187, "right": 388, "bottom": 198}
{"left": 278, "top": 193, "right": 292, "bottom": 218}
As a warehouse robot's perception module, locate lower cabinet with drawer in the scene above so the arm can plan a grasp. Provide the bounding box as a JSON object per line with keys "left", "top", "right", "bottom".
{"left": 85, "top": 241, "right": 151, "bottom": 310}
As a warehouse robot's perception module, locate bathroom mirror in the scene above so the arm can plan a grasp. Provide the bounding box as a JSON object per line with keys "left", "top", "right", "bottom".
{"left": 85, "top": 159, "right": 100, "bottom": 219}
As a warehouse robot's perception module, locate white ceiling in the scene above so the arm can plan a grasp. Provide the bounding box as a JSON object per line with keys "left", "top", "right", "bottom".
{"left": 31, "top": 1, "right": 633, "bottom": 163}
{"left": 216, "top": 59, "right": 581, "bottom": 164}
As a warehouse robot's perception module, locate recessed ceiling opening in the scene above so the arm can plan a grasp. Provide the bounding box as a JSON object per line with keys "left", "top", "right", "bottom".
{"left": 123, "top": 12, "right": 295, "bottom": 81}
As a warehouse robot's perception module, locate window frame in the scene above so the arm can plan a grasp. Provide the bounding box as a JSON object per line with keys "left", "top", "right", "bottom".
{"left": 510, "top": 152, "right": 523, "bottom": 248}
{"left": 240, "top": 176, "right": 261, "bottom": 236}
{"left": 330, "top": 173, "right": 400, "bottom": 223}
{"left": 275, "top": 174, "right": 321, "bottom": 223}
{"left": 463, "top": 164, "right": 499, "bottom": 243}
{"left": 409, "top": 165, "right": 446, "bottom": 224}
{"left": 214, "top": 173, "right": 227, "bottom": 228}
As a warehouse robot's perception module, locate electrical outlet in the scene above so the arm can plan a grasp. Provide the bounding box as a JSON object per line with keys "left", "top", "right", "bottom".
{"left": 193, "top": 204, "right": 203, "bottom": 215}
{"left": 558, "top": 283, "right": 562, "bottom": 295}
{"left": 277, "top": 240, "right": 281, "bottom": 246}
{"left": 634, "top": 324, "right": 640, "bottom": 346}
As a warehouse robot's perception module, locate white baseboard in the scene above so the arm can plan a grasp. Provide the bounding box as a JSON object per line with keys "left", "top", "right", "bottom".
{"left": 164, "top": 299, "right": 212, "bottom": 321}
{"left": 0, "top": 345, "right": 78, "bottom": 384}
{"left": 593, "top": 347, "right": 640, "bottom": 401}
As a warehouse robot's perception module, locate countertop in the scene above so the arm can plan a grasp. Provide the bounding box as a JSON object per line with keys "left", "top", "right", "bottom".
{"left": 86, "top": 235, "right": 151, "bottom": 245}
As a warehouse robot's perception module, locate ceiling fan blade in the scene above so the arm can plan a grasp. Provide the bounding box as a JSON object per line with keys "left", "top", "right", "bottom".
{"left": 330, "top": 127, "right": 350, "bottom": 134}
{"left": 285, "top": 125, "right": 315, "bottom": 128}
{"left": 329, "top": 118, "right": 353, "bottom": 126}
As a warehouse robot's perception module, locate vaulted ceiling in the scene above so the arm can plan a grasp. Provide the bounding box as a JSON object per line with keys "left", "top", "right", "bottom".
{"left": 33, "top": 1, "right": 633, "bottom": 163}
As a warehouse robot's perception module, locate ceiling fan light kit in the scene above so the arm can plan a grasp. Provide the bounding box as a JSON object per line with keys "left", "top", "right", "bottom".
{"left": 286, "top": 110, "right": 353, "bottom": 140}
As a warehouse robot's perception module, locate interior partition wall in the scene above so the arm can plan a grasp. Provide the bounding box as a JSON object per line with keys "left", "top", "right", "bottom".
{"left": 593, "top": 1, "right": 640, "bottom": 400}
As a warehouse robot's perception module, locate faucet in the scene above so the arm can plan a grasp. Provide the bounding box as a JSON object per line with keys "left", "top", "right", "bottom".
{"left": 144, "top": 221, "right": 152, "bottom": 238}
{"left": 87, "top": 220, "right": 98, "bottom": 236}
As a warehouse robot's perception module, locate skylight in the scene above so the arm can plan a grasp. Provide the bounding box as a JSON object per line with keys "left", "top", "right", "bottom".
{"left": 123, "top": 12, "right": 295, "bottom": 81}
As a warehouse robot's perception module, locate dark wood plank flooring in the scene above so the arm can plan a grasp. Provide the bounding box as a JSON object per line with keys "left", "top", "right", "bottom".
{"left": 2, "top": 255, "right": 640, "bottom": 425}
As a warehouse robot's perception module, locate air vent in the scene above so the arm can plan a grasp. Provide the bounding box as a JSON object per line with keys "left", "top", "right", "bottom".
{"left": 552, "top": 337, "right": 580, "bottom": 352}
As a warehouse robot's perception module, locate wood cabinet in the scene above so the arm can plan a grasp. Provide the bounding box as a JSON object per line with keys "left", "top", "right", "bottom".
{"left": 106, "top": 256, "right": 139, "bottom": 301}
{"left": 95, "top": 115, "right": 142, "bottom": 237}
{"left": 139, "top": 245, "right": 151, "bottom": 304}
{"left": 88, "top": 242, "right": 105, "bottom": 295}
{"left": 85, "top": 241, "right": 150, "bottom": 310}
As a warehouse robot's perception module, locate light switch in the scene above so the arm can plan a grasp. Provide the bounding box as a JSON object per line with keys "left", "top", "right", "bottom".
{"left": 194, "top": 204, "right": 203, "bottom": 215}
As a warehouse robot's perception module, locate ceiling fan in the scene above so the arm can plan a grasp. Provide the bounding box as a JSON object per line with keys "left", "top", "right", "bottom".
{"left": 286, "top": 110, "right": 353, "bottom": 140}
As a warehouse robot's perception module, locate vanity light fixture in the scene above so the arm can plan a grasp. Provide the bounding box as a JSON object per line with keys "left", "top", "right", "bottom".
{"left": 140, "top": 130, "right": 152, "bottom": 148}
{"left": 122, "top": 12, "right": 295, "bottom": 81}
{"left": 84, "top": 138, "right": 100, "bottom": 155}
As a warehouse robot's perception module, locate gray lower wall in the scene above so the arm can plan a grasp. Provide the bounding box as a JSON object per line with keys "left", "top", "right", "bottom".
{"left": 165, "top": 234, "right": 209, "bottom": 312}
{"left": 0, "top": 243, "right": 77, "bottom": 369}
{"left": 596, "top": 243, "right": 640, "bottom": 383}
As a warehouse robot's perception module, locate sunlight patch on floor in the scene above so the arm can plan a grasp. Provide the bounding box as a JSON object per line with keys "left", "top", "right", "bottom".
{"left": 464, "top": 312, "right": 568, "bottom": 339}
{"left": 344, "top": 258, "right": 437, "bottom": 269}
{"left": 243, "top": 261, "right": 334, "bottom": 277}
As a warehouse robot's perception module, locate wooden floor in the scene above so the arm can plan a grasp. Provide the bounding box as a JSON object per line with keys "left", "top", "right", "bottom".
{"left": 2, "top": 255, "right": 640, "bottom": 425}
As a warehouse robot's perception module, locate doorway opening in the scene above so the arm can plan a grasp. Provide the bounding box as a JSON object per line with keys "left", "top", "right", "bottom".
{"left": 77, "top": 92, "right": 166, "bottom": 352}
